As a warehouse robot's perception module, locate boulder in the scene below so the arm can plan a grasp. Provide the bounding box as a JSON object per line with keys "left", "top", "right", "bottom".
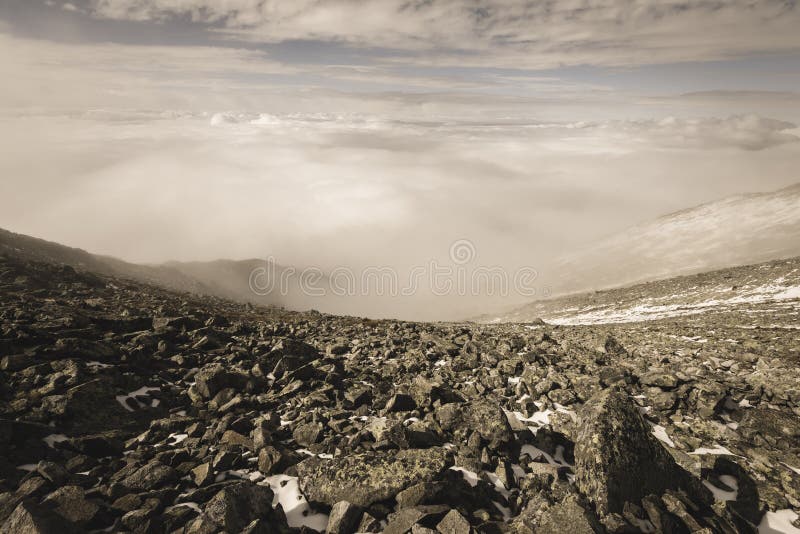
{"left": 41, "top": 486, "right": 99, "bottom": 526}
{"left": 204, "top": 481, "right": 275, "bottom": 533}
{"left": 297, "top": 448, "right": 450, "bottom": 507}
{"left": 574, "top": 388, "right": 710, "bottom": 516}
{"left": 1, "top": 502, "right": 68, "bottom": 534}
{"left": 194, "top": 364, "right": 247, "bottom": 399}
{"left": 326, "top": 501, "right": 362, "bottom": 534}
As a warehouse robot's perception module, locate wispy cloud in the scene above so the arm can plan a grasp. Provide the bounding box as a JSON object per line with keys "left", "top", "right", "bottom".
{"left": 87, "top": 0, "right": 800, "bottom": 67}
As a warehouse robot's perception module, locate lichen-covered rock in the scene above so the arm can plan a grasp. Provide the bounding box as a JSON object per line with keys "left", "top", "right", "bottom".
{"left": 41, "top": 485, "right": 99, "bottom": 526}
{"left": 574, "top": 388, "right": 710, "bottom": 516}
{"left": 203, "top": 481, "right": 275, "bottom": 533}
{"left": 535, "top": 495, "right": 600, "bottom": 534}
{"left": 1, "top": 501, "right": 69, "bottom": 534}
{"left": 193, "top": 364, "right": 247, "bottom": 399}
{"left": 297, "top": 448, "right": 450, "bottom": 507}
{"left": 326, "top": 501, "right": 362, "bottom": 534}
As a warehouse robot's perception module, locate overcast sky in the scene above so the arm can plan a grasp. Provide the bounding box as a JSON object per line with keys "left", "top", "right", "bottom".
{"left": 1, "top": 0, "right": 799, "bottom": 281}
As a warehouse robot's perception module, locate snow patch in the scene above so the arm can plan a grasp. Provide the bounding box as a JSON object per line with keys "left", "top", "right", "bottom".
{"left": 115, "top": 386, "right": 160, "bottom": 412}
{"left": 759, "top": 509, "right": 800, "bottom": 534}
{"left": 42, "top": 434, "right": 68, "bottom": 448}
{"left": 450, "top": 466, "right": 480, "bottom": 487}
{"left": 651, "top": 425, "right": 675, "bottom": 448}
{"left": 703, "top": 475, "right": 738, "bottom": 502}
{"left": 261, "top": 474, "right": 328, "bottom": 531}
{"left": 689, "top": 444, "right": 736, "bottom": 456}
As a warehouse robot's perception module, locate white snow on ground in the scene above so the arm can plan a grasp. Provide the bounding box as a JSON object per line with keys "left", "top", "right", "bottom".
{"left": 450, "top": 467, "right": 479, "bottom": 487}
{"left": 506, "top": 402, "right": 576, "bottom": 435}
{"left": 782, "top": 463, "right": 800, "bottom": 476}
{"left": 115, "top": 386, "right": 160, "bottom": 412}
{"left": 451, "top": 467, "right": 514, "bottom": 521}
{"left": 651, "top": 425, "right": 675, "bottom": 448}
{"left": 689, "top": 444, "right": 736, "bottom": 456}
{"left": 546, "top": 284, "right": 800, "bottom": 325}
{"left": 703, "top": 475, "right": 738, "bottom": 502}
{"left": 484, "top": 472, "right": 511, "bottom": 499}
{"left": 166, "top": 433, "right": 188, "bottom": 445}
{"left": 261, "top": 474, "right": 328, "bottom": 531}
{"left": 759, "top": 509, "right": 800, "bottom": 534}
{"left": 296, "top": 449, "right": 333, "bottom": 459}
{"left": 42, "top": 434, "right": 68, "bottom": 448}
{"left": 520, "top": 444, "right": 572, "bottom": 468}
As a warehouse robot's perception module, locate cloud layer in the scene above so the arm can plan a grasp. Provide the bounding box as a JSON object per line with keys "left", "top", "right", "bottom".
{"left": 87, "top": 0, "right": 800, "bottom": 67}
{"left": 2, "top": 110, "right": 798, "bottom": 267}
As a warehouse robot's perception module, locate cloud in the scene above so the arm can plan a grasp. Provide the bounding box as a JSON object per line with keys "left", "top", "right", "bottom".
{"left": 87, "top": 0, "right": 800, "bottom": 67}
{"left": 3, "top": 107, "right": 800, "bottom": 318}
{"left": 584, "top": 115, "right": 800, "bottom": 151}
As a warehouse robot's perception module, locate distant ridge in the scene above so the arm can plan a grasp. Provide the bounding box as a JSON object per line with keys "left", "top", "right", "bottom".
{"left": 543, "top": 182, "right": 800, "bottom": 297}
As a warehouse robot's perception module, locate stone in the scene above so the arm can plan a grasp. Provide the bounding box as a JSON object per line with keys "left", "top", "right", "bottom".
{"left": 42, "top": 486, "right": 99, "bottom": 526}
{"left": 385, "top": 393, "right": 417, "bottom": 413}
{"left": 535, "top": 495, "right": 600, "bottom": 534}
{"left": 293, "top": 422, "right": 324, "bottom": 447}
{"left": 1, "top": 354, "right": 32, "bottom": 372}
{"left": 574, "top": 388, "right": 710, "bottom": 516}
{"left": 1, "top": 502, "right": 67, "bottom": 534}
{"left": 204, "top": 481, "right": 275, "bottom": 533}
{"left": 297, "top": 448, "right": 450, "bottom": 507}
{"left": 385, "top": 506, "right": 450, "bottom": 534}
{"left": 326, "top": 501, "right": 362, "bottom": 534}
{"left": 192, "top": 463, "right": 213, "bottom": 486}
{"left": 122, "top": 460, "right": 178, "bottom": 490}
{"left": 436, "top": 509, "right": 471, "bottom": 534}
{"left": 194, "top": 364, "right": 247, "bottom": 399}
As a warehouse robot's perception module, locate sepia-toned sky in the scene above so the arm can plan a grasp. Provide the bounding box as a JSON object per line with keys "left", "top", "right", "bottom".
{"left": 1, "top": 0, "right": 799, "bottom": 276}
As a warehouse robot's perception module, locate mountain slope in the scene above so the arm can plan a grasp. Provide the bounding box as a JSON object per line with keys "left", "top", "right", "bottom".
{"left": 0, "top": 227, "right": 292, "bottom": 308}
{"left": 485, "top": 255, "right": 800, "bottom": 325}
{"left": 547, "top": 182, "right": 800, "bottom": 296}
{"left": 1, "top": 246, "right": 798, "bottom": 532}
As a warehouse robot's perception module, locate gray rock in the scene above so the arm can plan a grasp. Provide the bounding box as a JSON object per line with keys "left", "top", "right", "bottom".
{"left": 293, "top": 422, "right": 324, "bottom": 447}
{"left": 1, "top": 502, "right": 67, "bottom": 534}
{"left": 385, "top": 393, "right": 417, "bottom": 413}
{"left": 326, "top": 501, "right": 362, "bottom": 534}
{"left": 574, "top": 388, "right": 710, "bottom": 516}
{"left": 204, "top": 481, "right": 275, "bottom": 533}
{"left": 41, "top": 485, "right": 99, "bottom": 526}
{"left": 436, "top": 509, "right": 471, "bottom": 534}
{"left": 297, "top": 448, "right": 450, "bottom": 507}
{"left": 535, "top": 495, "right": 600, "bottom": 534}
{"left": 194, "top": 364, "right": 247, "bottom": 399}
{"left": 122, "top": 460, "right": 178, "bottom": 490}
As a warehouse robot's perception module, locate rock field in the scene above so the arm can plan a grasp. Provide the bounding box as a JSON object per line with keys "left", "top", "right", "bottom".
{"left": 1, "top": 253, "right": 799, "bottom": 533}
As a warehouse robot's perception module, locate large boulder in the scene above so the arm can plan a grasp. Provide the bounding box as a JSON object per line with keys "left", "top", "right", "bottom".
{"left": 535, "top": 495, "right": 600, "bottom": 534}
{"left": 193, "top": 364, "right": 248, "bottom": 399}
{"left": 574, "top": 388, "right": 710, "bottom": 516}
{"left": 41, "top": 486, "right": 99, "bottom": 527}
{"left": 1, "top": 501, "right": 69, "bottom": 534}
{"left": 297, "top": 448, "right": 450, "bottom": 507}
{"left": 435, "top": 400, "right": 512, "bottom": 447}
{"left": 203, "top": 481, "right": 276, "bottom": 532}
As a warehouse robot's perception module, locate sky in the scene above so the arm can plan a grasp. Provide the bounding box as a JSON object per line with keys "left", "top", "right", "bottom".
{"left": 1, "top": 0, "right": 799, "bottom": 316}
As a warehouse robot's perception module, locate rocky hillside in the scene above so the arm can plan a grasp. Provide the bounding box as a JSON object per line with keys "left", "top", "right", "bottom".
{"left": 487, "top": 256, "right": 800, "bottom": 327}
{"left": 544, "top": 183, "right": 800, "bottom": 297}
{"left": 1, "top": 252, "right": 799, "bottom": 533}
{"left": 0, "top": 227, "right": 314, "bottom": 311}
